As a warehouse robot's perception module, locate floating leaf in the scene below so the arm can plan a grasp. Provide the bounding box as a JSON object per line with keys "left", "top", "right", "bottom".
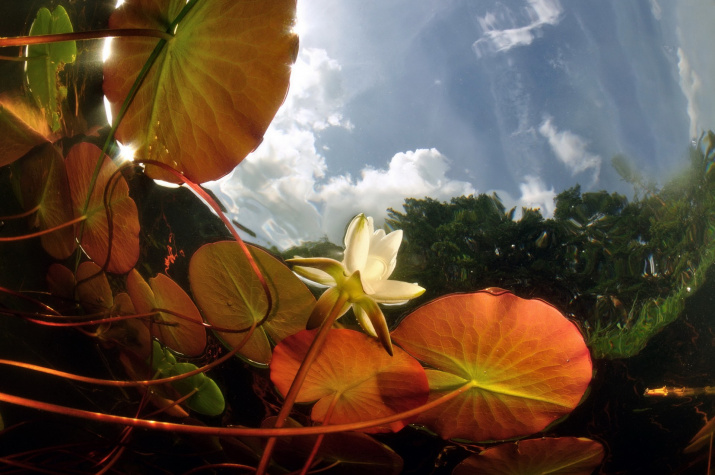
{"left": 127, "top": 270, "right": 206, "bottom": 357}
{"left": 17, "top": 143, "right": 75, "bottom": 259}
{"left": 391, "top": 289, "right": 592, "bottom": 442}
{"left": 270, "top": 329, "right": 429, "bottom": 433}
{"left": 75, "top": 261, "right": 112, "bottom": 313}
{"left": 103, "top": 0, "right": 299, "bottom": 184}
{"left": 452, "top": 437, "right": 605, "bottom": 475}
{"left": 189, "top": 241, "right": 314, "bottom": 365}
{"left": 119, "top": 342, "right": 189, "bottom": 419}
{"left": 26, "top": 6, "right": 77, "bottom": 132}
{"left": 46, "top": 263, "right": 75, "bottom": 300}
{"left": 98, "top": 292, "right": 152, "bottom": 361}
{"left": 0, "top": 96, "right": 54, "bottom": 167}
{"left": 263, "top": 416, "right": 404, "bottom": 475}
{"left": 65, "top": 142, "right": 140, "bottom": 273}
{"left": 167, "top": 362, "right": 225, "bottom": 416}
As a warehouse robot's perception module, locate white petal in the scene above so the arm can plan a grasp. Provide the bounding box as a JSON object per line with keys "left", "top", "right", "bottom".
{"left": 365, "top": 229, "right": 402, "bottom": 280}
{"left": 343, "top": 214, "right": 370, "bottom": 273}
{"left": 362, "top": 254, "right": 390, "bottom": 282}
{"left": 369, "top": 279, "right": 425, "bottom": 303}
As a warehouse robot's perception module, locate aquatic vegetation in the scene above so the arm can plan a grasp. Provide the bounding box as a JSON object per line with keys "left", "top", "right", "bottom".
{"left": 2, "top": 1, "right": 709, "bottom": 473}
{"left": 385, "top": 137, "right": 715, "bottom": 359}
{"left": 289, "top": 213, "right": 426, "bottom": 354}
{"left": 453, "top": 437, "right": 605, "bottom": 475}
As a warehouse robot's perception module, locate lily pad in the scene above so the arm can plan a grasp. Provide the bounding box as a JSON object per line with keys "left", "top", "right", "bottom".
{"left": 75, "top": 261, "right": 113, "bottom": 313}
{"left": 26, "top": 6, "right": 77, "bottom": 132}
{"left": 17, "top": 143, "right": 75, "bottom": 259}
{"left": 0, "top": 96, "right": 54, "bottom": 167}
{"left": 391, "top": 289, "right": 593, "bottom": 442}
{"left": 263, "top": 416, "right": 404, "bottom": 475}
{"left": 453, "top": 437, "right": 605, "bottom": 475}
{"left": 65, "top": 142, "right": 140, "bottom": 274}
{"left": 103, "top": 0, "right": 299, "bottom": 184}
{"left": 189, "top": 241, "right": 315, "bottom": 365}
{"left": 127, "top": 269, "right": 206, "bottom": 357}
{"left": 270, "top": 328, "right": 429, "bottom": 433}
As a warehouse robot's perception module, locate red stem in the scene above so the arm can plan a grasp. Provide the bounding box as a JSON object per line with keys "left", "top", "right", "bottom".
{"left": 0, "top": 215, "right": 86, "bottom": 241}
{"left": 0, "top": 28, "right": 172, "bottom": 48}
{"left": 0, "top": 204, "right": 41, "bottom": 220}
{"left": 256, "top": 291, "right": 348, "bottom": 474}
{"left": 299, "top": 394, "right": 340, "bottom": 475}
{"left": 0, "top": 382, "right": 473, "bottom": 438}
{"left": 0, "top": 316, "right": 260, "bottom": 388}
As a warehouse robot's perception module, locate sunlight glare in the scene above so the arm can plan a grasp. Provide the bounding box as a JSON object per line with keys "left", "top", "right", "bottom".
{"left": 154, "top": 179, "right": 181, "bottom": 189}
{"left": 103, "top": 95, "right": 113, "bottom": 126}
{"left": 102, "top": 38, "right": 113, "bottom": 62}
{"left": 291, "top": 2, "right": 308, "bottom": 38}
{"left": 116, "top": 141, "right": 136, "bottom": 163}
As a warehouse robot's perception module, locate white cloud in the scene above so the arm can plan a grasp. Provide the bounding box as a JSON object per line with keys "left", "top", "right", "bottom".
{"left": 318, "top": 149, "right": 476, "bottom": 243}
{"left": 649, "top": 0, "right": 662, "bottom": 20}
{"left": 538, "top": 117, "right": 601, "bottom": 181}
{"left": 493, "top": 176, "right": 556, "bottom": 219}
{"left": 677, "top": 47, "right": 702, "bottom": 139}
{"left": 473, "top": 0, "right": 563, "bottom": 58}
{"left": 518, "top": 175, "right": 557, "bottom": 217}
{"left": 211, "top": 48, "right": 475, "bottom": 249}
{"left": 275, "top": 47, "right": 352, "bottom": 132}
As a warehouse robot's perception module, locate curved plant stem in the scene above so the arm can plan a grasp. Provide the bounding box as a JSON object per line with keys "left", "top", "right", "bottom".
{"left": 299, "top": 394, "right": 340, "bottom": 475}
{"left": 256, "top": 292, "right": 350, "bottom": 475}
{"left": 0, "top": 215, "right": 86, "bottom": 241}
{"left": 0, "top": 286, "right": 60, "bottom": 315}
{"left": 0, "top": 203, "right": 41, "bottom": 220}
{"left": 0, "top": 28, "right": 172, "bottom": 48}
{"left": 0, "top": 316, "right": 260, "bottom": 389}
{"left": 0, "top": 382, "right": 474, "bottom": 438}
{"left": 139, "top": 159, "right": 273, "bottom": 318}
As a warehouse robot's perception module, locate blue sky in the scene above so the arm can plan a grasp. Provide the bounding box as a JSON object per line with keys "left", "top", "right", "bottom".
{"left": 211, "top": 0, "right": 715, "bottom": 249}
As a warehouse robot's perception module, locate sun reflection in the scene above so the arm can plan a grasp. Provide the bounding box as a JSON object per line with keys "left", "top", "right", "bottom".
{"left": 116, "top": 141, "right": 136, "bottom": 163}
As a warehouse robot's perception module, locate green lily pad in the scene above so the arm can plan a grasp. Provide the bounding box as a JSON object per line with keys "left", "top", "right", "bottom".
{"left": 26, "top": 6, "right": 77, "bottom": 132}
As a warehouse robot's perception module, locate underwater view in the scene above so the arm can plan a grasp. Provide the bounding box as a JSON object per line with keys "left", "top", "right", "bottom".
{"left": 0, "top": 0, "right": 714, "bottom": 473}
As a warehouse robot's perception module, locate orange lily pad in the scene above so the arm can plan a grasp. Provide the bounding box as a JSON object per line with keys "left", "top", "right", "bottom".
{"left": 270, "top": 328, "right": 429, "bottom": 433}
{"left": 453, "top": 437, "right": 605, "bottom": 475}
{"left": 127, "top": 269, "right": 206, "bottom": 357}
{"left": 65, "top": 142, "right": 140, "bottom": 274}
{"left": 17, "top": 143, "right": 76, "bottom": 259}
{"left": 189, "top": 241, "right": 314, "bottom": 365}
{"left": 0, "top": 95, "right": 54, "bottom": 167}
{"left": 391, "top": 289, "right": 592, "bottom": 442}
{"left": 103, "top": 0, "right": 299, "bottom": 184}
{"left": 46, "top": 263, "right": 75, "bottom": 301}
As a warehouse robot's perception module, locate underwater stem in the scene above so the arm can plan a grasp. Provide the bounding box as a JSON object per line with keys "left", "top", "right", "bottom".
{"left": 257, "top": 292, "right": 350, "bottom": 475}
{"left": 0, "top": 28, "right": 172, "bottom": 48}
{"left": 299, "top": 393, "right": 340, "bottom": 475}
{"left": 0, "top": 203, "right": 41, "bottom": 220}
{"left": 0, "top": 215, "right": 86, "bottom": 241}
{"left": 0, "top": 382, "right": 473, "bottom": 438}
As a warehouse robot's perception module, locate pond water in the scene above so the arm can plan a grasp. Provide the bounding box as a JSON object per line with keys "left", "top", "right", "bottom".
{"left": 0, "top": 1, "right": 714, "bottom": 474}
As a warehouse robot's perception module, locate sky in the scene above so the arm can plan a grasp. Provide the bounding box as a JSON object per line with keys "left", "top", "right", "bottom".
{"left": 209, "top": 0, "right": 715, "bottom": 249}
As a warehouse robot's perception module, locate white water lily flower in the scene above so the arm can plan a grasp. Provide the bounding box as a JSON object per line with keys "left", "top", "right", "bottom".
{"left": 287, "top": 214, "right": 425, "bottom": 355}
